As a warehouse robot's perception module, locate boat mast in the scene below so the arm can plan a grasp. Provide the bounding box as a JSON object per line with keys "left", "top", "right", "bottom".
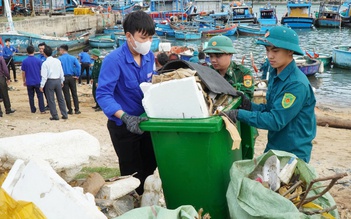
{"left": 4, "top": 0, "right": 16, "bottom": 32}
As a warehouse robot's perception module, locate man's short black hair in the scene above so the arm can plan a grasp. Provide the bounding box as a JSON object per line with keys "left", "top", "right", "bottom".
{"left": 59, "top": 44, "right": 69, "bottom": 51}
{"left": 123, "top": 11, "right": 155, "bottom": 36}
{"left": 157, "top": 52, "right": 169, "bottom": 66}
{"left": 26, "top": 45, "right": 35, "bottom": 54}
{"left": 198, "top": 51, "right": 206, "bottom": 59}
{"left": 83, "top": 48, "right": 89, "bottom": 52}
{"left": 44, "top": 46, "right": 53, "bottom": 57}
{"left": 38, "top": 42, "right": 46, "bottom": 47}
{"left": 5, "top": 38, "right": 10, "bottom": 42}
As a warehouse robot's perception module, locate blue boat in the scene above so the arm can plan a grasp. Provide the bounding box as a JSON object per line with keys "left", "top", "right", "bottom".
{"left": 89, "top": 34, "right": 116, "bottom": 48}
{"left": 228, "top": 3, "right": 257, "bottom": 24}
{"left": 174, "top": 30, "right": 202, "bottom": 40}
{"left": 281, "top": 0, "right": 315, "bottom": 28}
{"left": 155, "top": 23, "right": 175, "bottom": 37}
{"left": 315, "top": 1, "right": 342, "bottom": 28}
{"left": 294, "top": 56, "right": 322, "bottom": 76}
{"left": 117, "top": 35, "right": 160, "bottom": 52}
{"left": 257, "top": 3, "right": 278, "bottom": 26}
{"left": 332, "top": 45, "right": 351, "bottom": 69}
{"left": 103, "top": 26, "right": 124, "bottom": 36}
{"left": 237, "top": 24, "right": 267, "bottom": 36}
{"left": 339, "top": 0, "right": 351, "bottom": 25}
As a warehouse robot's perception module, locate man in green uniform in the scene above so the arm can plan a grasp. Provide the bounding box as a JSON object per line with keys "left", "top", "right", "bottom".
{"left": 225, "top": 26, "right": 316, "bottom": 162}
{"left": 90, "top": 49, "right": 102, "bottom": 111}
{"left": 203, "top": 35, "right": 254, "bottom": 99}
{"left": 204, "top": 35, "right": 256, "bottom": 159}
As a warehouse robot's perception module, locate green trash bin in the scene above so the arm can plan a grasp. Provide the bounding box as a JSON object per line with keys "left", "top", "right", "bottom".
{"left": 140, "top": 97, "right": 253, "bottom": 219}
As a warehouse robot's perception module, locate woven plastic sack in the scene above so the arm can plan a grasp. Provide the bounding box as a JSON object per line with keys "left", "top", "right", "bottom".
{"left": 226, "top": 150, "right": 339, "bottom": 219}
{"left": 114, "top": 205, "right": 198, "bottom": 219}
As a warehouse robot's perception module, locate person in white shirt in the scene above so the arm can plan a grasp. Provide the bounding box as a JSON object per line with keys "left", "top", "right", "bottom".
{"left": 39, "top": 46, "right": 68, "bottom": 120}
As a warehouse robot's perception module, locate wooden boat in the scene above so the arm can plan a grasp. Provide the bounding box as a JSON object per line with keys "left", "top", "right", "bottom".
{"left": 315, "top": 1, "right": 342, "bottom": 28}
{"left": 174, "top": 30, "right": 202, "bottom": 40}
{"left": 281, "top": 0, "right": 314, "bottom": 28}
{"left": 332, "top": 45, "right": 351, "bottom": 69}
{"left": 201, "top": 24, "right": 237, "bottom": 37}
{"left": 89, "top": 34, "right": 116, "bottom": 48}
{"left": 155, "top": 23, "right": 175, "bottom": 37}
{"left": 117, "top": 35, "right": 160, "bottom": 52}
{"left": 339, "top": 0, "right": 351, "bottom": 25}
{"left": 13, "top": 49, "right": 58, "bottom": 64}
{"left": 304, "top": 51, "right": 332, "bottom": 66}
{"left": 294, "top": 56, "right": 323, "bottom": 76}
{"left": 237, "top": 24, "right": 267, "bottom": 36}
{"left": 228, "top": 2, "right": 256, "bottom": 24}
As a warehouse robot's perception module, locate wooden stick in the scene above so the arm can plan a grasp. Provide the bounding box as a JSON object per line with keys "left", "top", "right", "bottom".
{"left": 282, "top": 180, "right": 304, "bottom": 197}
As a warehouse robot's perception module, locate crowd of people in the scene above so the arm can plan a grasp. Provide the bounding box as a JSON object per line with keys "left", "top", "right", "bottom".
{"left": 0, "top": 41, "right": 102, "bottom": 119}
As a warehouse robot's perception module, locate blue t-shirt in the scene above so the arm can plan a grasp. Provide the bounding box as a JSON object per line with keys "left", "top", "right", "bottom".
{"left": 96, "top": 42, "right": 155, "bottom": 125}
{"left": 39, "top": 54, "right": 46, "bottom": 62}
{"left": 3, "top": 45, "right": 18, "bottom": 59}
{"left": 58, "top": 53, "right": 81, "bottom": 76}
{"left": 21, "top": 56, "right": 42, "bottom": 86}
{"left": 79, "top": 52, "right": 91, "bottom": 63}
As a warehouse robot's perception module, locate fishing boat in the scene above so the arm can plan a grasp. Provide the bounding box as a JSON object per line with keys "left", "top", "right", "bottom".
{"left": 339, "top": 0, "right": 351, "bottom": 25}
{"left": 201, "top": 24, "right": 237, "bottom": 37}
{"left": 155, "top": 23, "right": 175, "bottom": 36}
{"left": 315, "top": 1, "right": 342, "bottom": 28}
{"left": 294, "top": 56, "right": 323, "bottom": 76}
{"left": 227, "top": 2, "right": 256, "bottom": 24}
{"left": 237, "top": 24, "right": 267, "bottom": 36}
{"left": 332, "top": 45, "right": 351, "bottom": 69}
{"left": 281, "top": 0, "right": 314, "bottom": 28}
{"left": 117, "top": 35, "right": 160, "bottom": 52}
{"left": 174, "top": 30, "right": 202, "bottom": 40}
{"left": 305, "top": 51, "right": 332, "bottom": 66}
{"left": 103, "top": 26, "right": 124, "bottom": 35}
{"left": 257, "top": 3, "right": 278, "bottom": 27}
{"left": 89, "top": 34, "right": 116, "bottom": 48}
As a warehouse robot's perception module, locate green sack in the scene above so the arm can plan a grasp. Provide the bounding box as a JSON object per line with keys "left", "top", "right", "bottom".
{"left": 114, "top": 205, "right": 198, "bottom": 219}
{"left": 226, "top": 150, "right": 339, "bottom": 219}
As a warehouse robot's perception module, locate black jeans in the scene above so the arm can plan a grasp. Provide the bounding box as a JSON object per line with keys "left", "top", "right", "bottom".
{"left": 0, "top": 76, "right": 11, "bottom": 112}
{"left": 107, "top": 120, "right": 157, "bottom": 195}
{"left": 62, "top": 75, "right": 79, "bottom": 112}
{"left": 5, "top": 58, "right": 16, "bottom": 80}
{"left": 27, "top": 84, "right": 45, "bottom": 113}
{"left": 79, "top": 63, "right": 90, "bottom": 84}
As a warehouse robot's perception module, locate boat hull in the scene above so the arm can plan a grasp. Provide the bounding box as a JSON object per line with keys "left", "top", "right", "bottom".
{"left": 281, "top": 17, "right": 314, "bottom": 28}
{"left": 332, "top": 45, "right": 351, "bottom": 69}
{"left": 297, "top": 60, "right": 321, "bottom": 76}
{"left": 315, "top": 18, "right": 341, "bottom": 27}
{"left": 174, "top": 31, "right": 202, "bottom": 40}
{"left": 237, "top": 24, "right": 267, "bottom": 36}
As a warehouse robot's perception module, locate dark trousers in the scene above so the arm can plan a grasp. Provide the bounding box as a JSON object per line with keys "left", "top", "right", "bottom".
{"left": 45, "top": 79, "right": 67, "bottom": 118}
{"left": 92, "top": 79, "right": 99, "bottom": 107}
{"left": 63, "top": 75, "right": 79, "bottom": 112}
{"left": 0, "top": 76, "right": 11, "bottom": 112}
{"left": 79, "top": 63, "right": 90, "bottom": 84}
{"left": 107, "top": 120, "right": 157, "bottom": 195}
{"left": 27, "top": 84, "right": 45, "bottom": 113}
{"left": 5, "top": 58, "right": 16, "bottom": 80}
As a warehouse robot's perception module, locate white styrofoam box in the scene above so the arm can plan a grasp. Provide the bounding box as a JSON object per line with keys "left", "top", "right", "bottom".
{"left": 158, "top": 42, "right": 171, "bottom": 52}
{"left": 2, "top": 159, "right": 107, "bottom": 219}
{"left": 142, "top": 77, "right": 209, "bottom": 119}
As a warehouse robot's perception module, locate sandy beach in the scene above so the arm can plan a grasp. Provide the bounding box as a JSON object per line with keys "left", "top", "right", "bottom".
{"left": 1, "top": 73, "right": 350, "bottom": 218}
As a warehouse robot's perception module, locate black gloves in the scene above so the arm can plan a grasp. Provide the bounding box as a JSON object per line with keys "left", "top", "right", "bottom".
{"left": 121, "top": 113, "right": 148, "bottom": 135}
{"left": 237, "top": 92, "right": 252, "bottom": 111}
{"left": 223, "top": 109, "right": 239, "bottom": 123}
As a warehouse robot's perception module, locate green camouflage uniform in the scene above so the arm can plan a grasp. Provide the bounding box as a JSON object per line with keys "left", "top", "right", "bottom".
{"left": 91, "top": 58, "right": 102, "bottom": 106}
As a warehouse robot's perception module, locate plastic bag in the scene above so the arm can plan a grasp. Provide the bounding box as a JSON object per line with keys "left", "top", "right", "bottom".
{"left": 226, "top": 150, "right": 339, "bottom": 219}
{"left": 0, "top": 188, "right": 46, "bottom": 219}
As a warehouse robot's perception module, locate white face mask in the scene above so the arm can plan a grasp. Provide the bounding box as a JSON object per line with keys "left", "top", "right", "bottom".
{"left": 131, "top": 35, "right": 152, "bottom": 55}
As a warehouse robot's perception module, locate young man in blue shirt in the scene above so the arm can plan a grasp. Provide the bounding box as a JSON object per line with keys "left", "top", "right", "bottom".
{"left": 78, "top": 48, "right": 91, "bottom": 85}
{"left": 21, "top": 46, "right": 45, "bottom": 114}
{"left": 96, "top": 11, "right": 157, "bottom": 195}
{"left": 225, "top": 26, "right": 316, "bottom": 163}
{"left": 38, "top": 42, "right": 47, "bottom": 62}
{"left": 58, "top": 44, "right": 81, "bottom": 115}
{"left": 3, "top": 38, "right": 19, "bottom": 82}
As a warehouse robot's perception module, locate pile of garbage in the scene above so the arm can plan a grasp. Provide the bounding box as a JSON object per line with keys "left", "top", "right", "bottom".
{"left": 227, "top": 150, "right": 347, "bottom": 219}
